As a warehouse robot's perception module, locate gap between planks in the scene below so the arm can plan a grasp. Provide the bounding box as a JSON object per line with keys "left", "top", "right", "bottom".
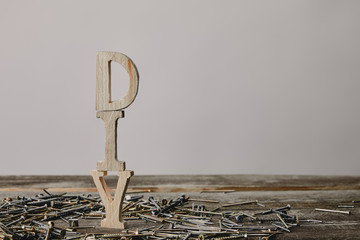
{"left": 0, "top": 185, "right": 359, "bottom": 193}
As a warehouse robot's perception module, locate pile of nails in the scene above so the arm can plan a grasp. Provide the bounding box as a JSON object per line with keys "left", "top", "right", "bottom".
{"left": 0, "top": 190, "right": 302, "bottom": 240}
{"left": 0, "top": 190, "right": 102, "bottom": 240}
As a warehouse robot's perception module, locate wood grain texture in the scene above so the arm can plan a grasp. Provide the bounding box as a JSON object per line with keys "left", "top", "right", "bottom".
{"left": 96, "top": 51, "right": 139, "bottom": 111}
{"left": 0, "top": 175, "right": 359, "bottom": 239}
{"left": 91, "top": 170, "right": 133, "bottom": 229}
{"left": 1, "top": 185, "right": 359, "bottom": 193}
{"left": 96, "top": 110, "right": 125, "bottom": 171}
{"left": 1, "top": 175, "right": 359, "bottom": 189}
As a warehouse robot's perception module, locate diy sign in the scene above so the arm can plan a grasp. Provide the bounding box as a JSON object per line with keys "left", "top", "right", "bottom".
{"left": 91, "top": 51, "right": 139, "bottom": 229}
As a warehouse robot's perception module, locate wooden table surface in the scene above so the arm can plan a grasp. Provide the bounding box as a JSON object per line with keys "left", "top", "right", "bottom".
{"left": 0, "top": 175, "right": 359, "bottom": 239}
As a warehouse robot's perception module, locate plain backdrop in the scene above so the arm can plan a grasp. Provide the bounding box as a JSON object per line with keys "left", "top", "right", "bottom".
{"left": 0, "top": 1, "right": 359, "bottom": 175}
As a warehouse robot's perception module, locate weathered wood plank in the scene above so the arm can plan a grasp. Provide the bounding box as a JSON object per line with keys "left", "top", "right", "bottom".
{"left": 0, "top": 175, "right": 359, "bottom": 188}
{"left": 0, "top": 175, "right": 359, "bottom": 240}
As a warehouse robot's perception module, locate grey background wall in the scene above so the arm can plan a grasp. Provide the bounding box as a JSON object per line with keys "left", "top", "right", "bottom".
{"left": 0, "top": 1, "right": 359, "bottom": 175}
